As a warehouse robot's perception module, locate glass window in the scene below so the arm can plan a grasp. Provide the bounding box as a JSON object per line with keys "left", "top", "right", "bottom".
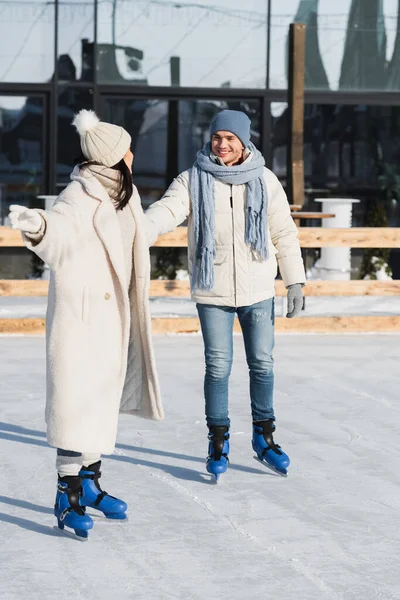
{"left": 102, "top": 97, "right": 169, "bottom": 207}
{"left": 270, "top": 101, "right": 400, "bottom": 227}
{"left": 270, "top": 0, "right": 400, "bottom": 91}
{"left": 96, "top": 0, "right": 268, "bottom": 88}
{"left": 56, "top": 87, "right": 94, "bottom": 191}
{"left": 57, "top": 0, "right": 95, "bottom": 83}
{"left": 271, "top": 100, "right": 400, "bottom": 278}
{"left": 0, "top": 95, "right": 44, "bottom": 224}
{"left": 0, "top": 1, "right": 55, "bottom": 83}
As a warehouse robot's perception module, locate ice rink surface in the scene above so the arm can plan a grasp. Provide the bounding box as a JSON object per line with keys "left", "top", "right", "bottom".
{"left": 1, "top": 295, "right": 399, "bottom": 318}
{"left": 0, "top": 333, "right": 399, "bottom": 600}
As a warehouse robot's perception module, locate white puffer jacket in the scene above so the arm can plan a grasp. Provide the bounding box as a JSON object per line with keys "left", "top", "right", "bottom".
{"left": 146, "top": 166, "right": 306, "bottom": 307}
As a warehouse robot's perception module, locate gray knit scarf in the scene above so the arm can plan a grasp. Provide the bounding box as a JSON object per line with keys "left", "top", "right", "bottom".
{"left": 190, "top": 142, "right": 268, "bottom": 292}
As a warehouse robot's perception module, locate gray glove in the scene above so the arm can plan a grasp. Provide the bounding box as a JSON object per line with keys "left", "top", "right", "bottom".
{"left": 286, "top": 283, "right": 304, "bottom": 318}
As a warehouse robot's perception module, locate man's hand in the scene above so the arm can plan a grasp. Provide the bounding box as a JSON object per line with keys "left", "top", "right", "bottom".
{"left": 286, "top": 283, "right": 304, "bottom": 318}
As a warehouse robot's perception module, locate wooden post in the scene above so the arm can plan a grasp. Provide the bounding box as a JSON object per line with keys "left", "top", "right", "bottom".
{"left": 287, "top": 23, "right": 306, "bottom": 209}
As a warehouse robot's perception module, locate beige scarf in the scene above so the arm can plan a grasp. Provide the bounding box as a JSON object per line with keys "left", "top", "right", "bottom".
{"left": 84, "top": 164, "right": 122, "bottom": 205}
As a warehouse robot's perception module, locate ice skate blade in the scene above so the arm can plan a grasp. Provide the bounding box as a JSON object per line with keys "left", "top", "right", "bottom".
{"left": 254, "top": 456, "right": 288, "bottom": 477}
{"left": 87, "top": 510, "right": 128, "bottom": 521}
{"left": 206, "top": 466, "right": 227, "bottom": 483}
{"left": 205, "top": 472, "right": 221, "bottom": 484}
{"left": 53, "top": 525, "right": 89, "bottom": 541}
{"left": 102, "top": 512, "right": 128, "bottom": 520}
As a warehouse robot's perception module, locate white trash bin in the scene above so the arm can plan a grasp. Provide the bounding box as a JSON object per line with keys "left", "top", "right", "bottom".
{"left": 314, "top": 198, "right": 360, "bottom": 281}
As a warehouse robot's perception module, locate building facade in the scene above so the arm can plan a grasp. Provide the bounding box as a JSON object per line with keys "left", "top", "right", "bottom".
{"left": 1, "top": 0, "right": 399, "bottom": 276}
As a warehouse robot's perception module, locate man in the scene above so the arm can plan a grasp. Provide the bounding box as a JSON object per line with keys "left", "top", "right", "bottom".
{"left": 146, "top": 109, "right": 305, "bottom": 479}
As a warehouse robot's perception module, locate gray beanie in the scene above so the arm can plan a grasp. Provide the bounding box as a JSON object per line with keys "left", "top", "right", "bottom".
{"left": 210, "top": 109, "right": 251, "bottom": 148}
{"left": 72, "top": 109, "right": 131, "bottom": 167}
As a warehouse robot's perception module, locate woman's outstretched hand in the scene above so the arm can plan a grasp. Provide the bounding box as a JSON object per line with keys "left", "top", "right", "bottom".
{"left": 8, "top": 205, "right": 43, "bottom": 234}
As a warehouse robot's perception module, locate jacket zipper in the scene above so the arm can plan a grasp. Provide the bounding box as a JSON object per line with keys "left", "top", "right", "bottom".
{"left": 230, "top": 184, "right": 237, "bottom": 306}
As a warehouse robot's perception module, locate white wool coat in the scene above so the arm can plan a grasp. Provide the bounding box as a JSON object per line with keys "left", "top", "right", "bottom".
{"left": 146, "top": 167, "right": 306, "bottom": 307}
{"left": 23, "top": 170, "right": 163, "bottom": 454}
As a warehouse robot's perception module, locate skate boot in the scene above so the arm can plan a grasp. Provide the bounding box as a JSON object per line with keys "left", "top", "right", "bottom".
{"left": 54, "top": 475, "right": 93, "bottom": 539}
{"left": 79, "top": 461, "right": 127, "bottom": 520}
{"left": 206, "top": 425, "right": 230, "bottom": 482}
{"left": 252, "top": 420, "right": 290, "bottom": 476}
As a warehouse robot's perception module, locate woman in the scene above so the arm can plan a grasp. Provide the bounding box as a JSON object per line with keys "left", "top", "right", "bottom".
{"left": 9, "top": 110, "right": 163, "bottom": 538}
{"left": 145, "top": 109, "right": 305, "bottom": 480}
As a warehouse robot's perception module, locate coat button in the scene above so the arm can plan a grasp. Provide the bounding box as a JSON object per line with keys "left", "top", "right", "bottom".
{"left": 104, "top": 292, "right": 111, "bottom": 300}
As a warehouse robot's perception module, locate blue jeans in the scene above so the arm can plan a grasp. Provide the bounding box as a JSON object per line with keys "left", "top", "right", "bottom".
{"left": 196, "top": 299, "right": 275, "bottom": 428}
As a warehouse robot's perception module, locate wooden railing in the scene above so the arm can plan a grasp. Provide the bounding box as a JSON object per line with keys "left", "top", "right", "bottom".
{"left": 1, "top": 226, "right": 400, "bottom": 334}
{"left": 2, "top": 226, "right": 400, "bottom": 249}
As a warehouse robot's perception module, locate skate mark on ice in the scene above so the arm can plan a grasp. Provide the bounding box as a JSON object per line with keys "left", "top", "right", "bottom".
{"left": 297, "top": 465, "right": 400, "bottom": 512}
{"left": 136, "top": 466, "right": 214, "bottom": 515}
{"left": 225, "top": 517, "right": 341, "bottom": 599}
{"left": 135, "top": 466, "right": 340, "bottom": 598}
{"left": 325, "top": 380, "right": 395, "bottom": 409}
{"left": 341, "top": 424, "right": 362, "bottom": 447}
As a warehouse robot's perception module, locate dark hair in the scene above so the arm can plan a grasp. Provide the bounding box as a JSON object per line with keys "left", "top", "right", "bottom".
{"left": 74, "top": 154, "right": 133, "bottom": 211}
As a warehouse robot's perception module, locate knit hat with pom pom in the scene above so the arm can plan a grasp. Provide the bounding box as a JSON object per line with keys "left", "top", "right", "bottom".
{"left": 72, "top": 109, "right": 131, "bottom": 167}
